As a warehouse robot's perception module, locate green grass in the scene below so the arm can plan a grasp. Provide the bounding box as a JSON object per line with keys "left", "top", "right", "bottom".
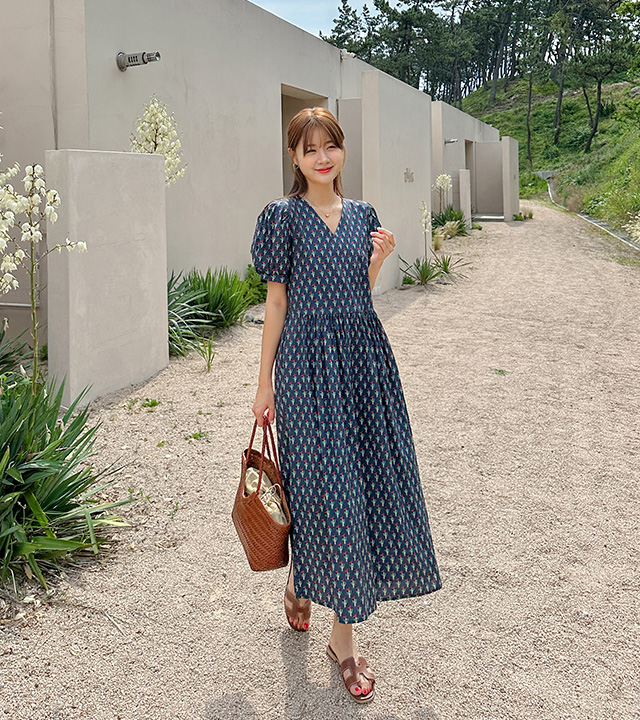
{"left": 462, "top": 75, "right": 640, "bottom": 231}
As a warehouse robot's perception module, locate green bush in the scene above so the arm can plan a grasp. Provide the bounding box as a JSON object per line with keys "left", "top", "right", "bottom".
{"left": 243, "top": 264, "right": 268, "bottom": 306}
{"left": 432, "top": 206, "right": 468, "bottom": 234}
{"left": 185, "top": 267, "right": 250, "bottom": 330}
{"left": 167, "top": 271, "right": 209, "bottom": 356}
{"left": 432, "top": 254, "right": 470, "bottom": 282}
{"left": 398, "top": 256, "right": 441, "bottom": 286}
{"left": 0, "top": 374, "right": 130, "bottom": 586}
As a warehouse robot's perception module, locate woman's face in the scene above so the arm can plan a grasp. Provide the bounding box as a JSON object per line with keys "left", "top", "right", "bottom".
{"left": 289, "top": 127, "right": 345, "bottom": 191}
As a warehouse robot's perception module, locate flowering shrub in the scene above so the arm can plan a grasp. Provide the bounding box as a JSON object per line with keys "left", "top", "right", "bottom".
{"left": 0, "top": 120, "right": 129, "bottom": 590}
{"left": 420, "top": 201, "right": 432, "bottom": 257}
{"left": 433, "top": 173, "right": 452, "bottom": 213}
{"left": 130, "top": 94, "right": 187, "bottom": 186}
{"left": 0, "top": 144, "right": 86, "bottom": 393}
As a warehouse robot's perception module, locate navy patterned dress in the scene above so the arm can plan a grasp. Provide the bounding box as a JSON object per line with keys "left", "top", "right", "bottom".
{"left": 251, "top": 195, "right": 442, "bottom": 623}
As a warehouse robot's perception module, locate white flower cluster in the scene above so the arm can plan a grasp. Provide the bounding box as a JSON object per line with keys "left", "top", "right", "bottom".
{"left": 624, "top": 212, "right": 640, "bottom": 244}
{"left": 130, "top": 94, "right": 187, "bottom": 186}
{"left": 420, "top": 201, "right": 432, "bottom": 233}
{"left": 0, "top": 153, "right": 86, "bottom": 296}
{"left": 433, "top": 173, "right": 452, "bottom": 192}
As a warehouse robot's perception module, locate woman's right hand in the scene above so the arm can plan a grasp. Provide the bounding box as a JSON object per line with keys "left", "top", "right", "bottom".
{"left": 252, "top": 383, "right": 275, "bottom": 427}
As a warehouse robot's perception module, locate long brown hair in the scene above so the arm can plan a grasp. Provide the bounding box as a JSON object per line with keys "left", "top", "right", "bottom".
{"left": 286, "top": 107, "right": 345, "bottom": 197}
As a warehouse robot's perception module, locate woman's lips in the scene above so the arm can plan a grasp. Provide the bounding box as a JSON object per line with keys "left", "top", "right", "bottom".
{"left": 316, "top": 167, "right": 333, "bottom": 174}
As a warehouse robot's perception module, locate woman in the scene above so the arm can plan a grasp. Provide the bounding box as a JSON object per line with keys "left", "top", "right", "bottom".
{"left": 251, "top": 107, "right": 441, "bottom": 703}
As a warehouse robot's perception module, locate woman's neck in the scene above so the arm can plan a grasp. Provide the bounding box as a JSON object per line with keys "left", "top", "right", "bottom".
{"left": 303, "top": 184, "right": 339, "bottom": 208}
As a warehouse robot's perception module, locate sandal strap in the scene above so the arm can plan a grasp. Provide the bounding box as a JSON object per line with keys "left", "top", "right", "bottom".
{"left": 339, "top": 655, "right": 375, "bottom": 692}
{"left": 284, "top": 586, "right": 311, "bottom": 620}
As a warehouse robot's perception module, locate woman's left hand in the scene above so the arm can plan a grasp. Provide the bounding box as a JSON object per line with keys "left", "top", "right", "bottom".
{"left": 370, "top": 227, "right": 395, "bottom": 266}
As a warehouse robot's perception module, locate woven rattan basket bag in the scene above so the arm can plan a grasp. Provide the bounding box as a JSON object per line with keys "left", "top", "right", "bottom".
{"left": 232, "top": 414, "right": 291, "bottom": 571}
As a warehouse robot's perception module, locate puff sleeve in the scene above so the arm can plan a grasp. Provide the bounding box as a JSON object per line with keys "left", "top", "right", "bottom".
{"left": 366, "top": 203, "right": 381, "bottom": 260}
{"left": 250, "top": 199, "right": 292, "bottom": 284}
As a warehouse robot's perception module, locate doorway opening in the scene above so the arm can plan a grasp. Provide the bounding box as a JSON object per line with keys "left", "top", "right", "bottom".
{"left": 281, "top": 85, "right": 328, "bottom": 196}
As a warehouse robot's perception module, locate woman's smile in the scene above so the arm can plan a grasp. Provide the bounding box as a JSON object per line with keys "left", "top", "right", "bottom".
{"left": 316, "top": 167, "right": 333, "bottom": 174}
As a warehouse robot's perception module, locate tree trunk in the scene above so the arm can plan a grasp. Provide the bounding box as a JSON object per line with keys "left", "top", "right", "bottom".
{"left": 553, "top": 62, "right": 565, "bottom": 144}
{"left": 527, "top": 69, "right": 533, "bottom": 167}
{"left": 582, "top": 85, "right": 594, "bottom": 127}
{"left": 490, "top": 27, "right": 508, "bottom": 103}
{"left": 584, "top": 80, "right": 602, "bottom": 153}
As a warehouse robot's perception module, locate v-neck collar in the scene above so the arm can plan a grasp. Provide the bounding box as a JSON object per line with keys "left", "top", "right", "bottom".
{"left": 298, "top": 195, "right": 346, "bottom": 237}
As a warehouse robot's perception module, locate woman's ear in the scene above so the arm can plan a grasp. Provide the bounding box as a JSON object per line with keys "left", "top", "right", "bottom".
{"left": 288, "top": 147, "right": 296, "bottom": 167}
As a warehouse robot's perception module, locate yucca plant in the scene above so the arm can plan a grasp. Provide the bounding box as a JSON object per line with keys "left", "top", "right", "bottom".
{"left": 432, "top": 254, "right": 470, "bottom": 282}
{"left": 167, "top": 271, "right": 210, "bottom": 356}
{"left": 432, "top": 205, "right": 468, "bottom": 235}
{"left": 0, "top": 374, "right": 131, "bottom": 587}
{"left": 0, "top": 319, "right": 29, "bottom": 375}
{"left": 186, "top": 267, "right": 250, "bottom": 330}
{"left": 398, "top": 255, "right": 442, "bottom": 286}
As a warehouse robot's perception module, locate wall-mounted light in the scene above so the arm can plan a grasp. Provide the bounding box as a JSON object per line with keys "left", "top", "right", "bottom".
{"left": 116, "top": 51, "right": 161, "bottom": 72}
{"left": 444, "top": 138, "right": 458, "bottom": 144}
{"left": 340, "top": 49, "right": 355, "bottom": 60}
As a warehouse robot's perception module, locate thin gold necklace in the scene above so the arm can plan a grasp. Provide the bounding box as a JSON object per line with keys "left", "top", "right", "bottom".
{"left": 304, "top": 196, "right": 341, "bottom": 218}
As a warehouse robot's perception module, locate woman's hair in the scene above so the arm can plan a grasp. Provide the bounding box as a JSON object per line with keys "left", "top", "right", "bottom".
{"left": 287, "top": 107, "right": 345, "bottom": 197}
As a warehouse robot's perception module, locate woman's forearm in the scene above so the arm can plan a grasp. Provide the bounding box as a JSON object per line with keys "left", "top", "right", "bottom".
{"left": 368, "top": 259, "right": 383, "bottom": 291}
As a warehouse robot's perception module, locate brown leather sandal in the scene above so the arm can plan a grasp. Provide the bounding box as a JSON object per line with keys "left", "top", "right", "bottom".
{"left": 284, "top": 565, "right": 311, "bottom": 632}
{"left": 326, "top": 643, "right": 376, "bottom": 704}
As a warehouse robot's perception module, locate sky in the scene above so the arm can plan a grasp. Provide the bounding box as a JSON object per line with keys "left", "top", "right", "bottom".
{"left": 248, "top": 1, "right": 375, "bottom": 38}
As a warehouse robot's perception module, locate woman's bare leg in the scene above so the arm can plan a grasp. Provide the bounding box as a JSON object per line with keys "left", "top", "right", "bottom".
{"left": 286, "top": 566, "right": 310, "bottom": 630}
{"left": 328, "top": 615, "right": 372, "bottom": 696}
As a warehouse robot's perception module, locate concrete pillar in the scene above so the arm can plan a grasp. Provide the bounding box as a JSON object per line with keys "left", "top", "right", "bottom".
{"left": 46, "top": 149, "right": 168, "bottom": 406}
{"left": 459, "top": 168, "right": 472, "bottom": 229}
{"left": 501, "top": 136, "right": 520, "bottom": 221}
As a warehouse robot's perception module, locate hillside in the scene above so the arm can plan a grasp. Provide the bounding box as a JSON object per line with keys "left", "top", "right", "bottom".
{"left": 461, "top": 77, "right": 640, "bottom": 232}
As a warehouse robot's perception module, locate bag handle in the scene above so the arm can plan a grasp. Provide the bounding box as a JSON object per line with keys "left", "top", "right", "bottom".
{"left": 247, "top": 412, "right": 281, "bottom": 494}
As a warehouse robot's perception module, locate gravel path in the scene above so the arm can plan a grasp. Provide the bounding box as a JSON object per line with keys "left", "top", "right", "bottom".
{"left": 1, "top": 200, "right": 639, "bottom": 720}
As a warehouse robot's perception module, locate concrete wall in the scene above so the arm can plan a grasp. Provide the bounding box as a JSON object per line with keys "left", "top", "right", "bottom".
{"left": 46, "top": 150, "right": 168, "bottom": 406}
{"left": 475, "top": 142, "right": 503, "bottom": 216}
{"left": 82, "top": 0, "right": 344, "bottom": 279}
{"left": 362, "top": 71, "right": 432, "bottom": 293}
{"left": 1, "top": 0, "right": 513, "bottom": 402}
{"left": 431, "top": 101, "right": 502, "bottom": 217}
{"left": 502, "top": 136, "right": 520, "bottom": 220}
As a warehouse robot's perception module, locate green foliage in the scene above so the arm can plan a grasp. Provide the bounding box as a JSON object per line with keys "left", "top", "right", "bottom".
{"left": 432, "top": 206, "right": 468, "bottom": 234}
{"left": 141, "top": 398, "right": 161, "bottom": 409}
{"left": 167, "top": 271, "right": 209, "bottom": 357}
{"left": 398, "top": 256, "right": 441, "bottom": 286}
{"left": 0, "top": 374, "right": 130, "bottom": 586}
{"left": 185, "top": 429, "right": 210, "bottom": 442}
{"left": 194, "top": 336, "right": 216, "bottom": 372}
{"left": 520, "top": 170, "right": 548, "bottom": 199}
{"left": 0, "top": 322, "right": 28, "bottom": 375}
{"left": 432, "top": 254, "right": 470, "bottom": 282}
{"left": 616, "top": 97, "right": 640, "bottom": 130}
{"left": 185, "top": 267, "right": 250, "bottom": 330}
{"left": 243, "top": 264, "right": 268, "bottom": 306}
{"left": 463, "top": 75, "right": 640, "bottom": 232}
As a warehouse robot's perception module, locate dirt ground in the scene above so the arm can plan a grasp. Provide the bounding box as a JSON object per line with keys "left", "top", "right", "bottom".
{"left": 1, "top": 200, "right": 639, "bottom": 720}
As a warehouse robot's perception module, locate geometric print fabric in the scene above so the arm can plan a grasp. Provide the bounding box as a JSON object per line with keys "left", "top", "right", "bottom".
{"left": 251, "top": 195, "right": 442, "bottom": 623}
